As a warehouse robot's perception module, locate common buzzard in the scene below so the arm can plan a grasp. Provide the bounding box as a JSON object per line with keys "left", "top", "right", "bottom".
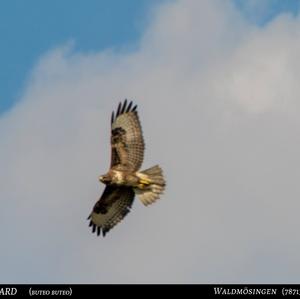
{"left": 88, "top": 100, "right": 166, "bottom": 236}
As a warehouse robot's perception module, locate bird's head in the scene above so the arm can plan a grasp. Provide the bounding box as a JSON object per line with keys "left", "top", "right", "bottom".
{"left": 98, "top": 174, "right": 111, "bottom": 184}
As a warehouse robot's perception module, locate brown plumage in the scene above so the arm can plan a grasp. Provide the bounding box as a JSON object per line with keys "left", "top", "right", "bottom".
{"left": 88, "top": 99, "right": 166, "bottom": 237}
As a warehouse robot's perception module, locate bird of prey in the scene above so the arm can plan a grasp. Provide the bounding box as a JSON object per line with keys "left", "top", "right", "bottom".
{"left": 88, "top": 99, "right": 166, "bottom": 236}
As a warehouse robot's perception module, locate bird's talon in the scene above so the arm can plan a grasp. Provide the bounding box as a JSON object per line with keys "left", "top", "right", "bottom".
{"left": 140, "top": 178, "right": 151, "bottom": 185}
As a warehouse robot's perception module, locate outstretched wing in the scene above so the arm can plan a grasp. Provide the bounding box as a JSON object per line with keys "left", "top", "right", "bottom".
{"left": 88, "top": 185, "right": 135, "bottom": 237}
{"left": 110, "top": 99, "right": 145, "bottom": 171}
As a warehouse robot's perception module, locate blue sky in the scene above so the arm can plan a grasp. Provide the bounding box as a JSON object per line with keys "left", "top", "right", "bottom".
{"left": 234, "top": 0, "right": 300, "bottom": 24}
{"left": 0, "top": 0, "right": 161, "bottom": 112}
{"left": 1, "top": 0, "right": 300, "bottom": 114}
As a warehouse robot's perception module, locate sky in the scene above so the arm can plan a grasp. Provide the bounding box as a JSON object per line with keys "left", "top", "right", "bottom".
{"left": 1, "top": 0, "right": 300, "bottom": 283}
{"left": 0, "top": 0, "right": 160, "bottom": 112}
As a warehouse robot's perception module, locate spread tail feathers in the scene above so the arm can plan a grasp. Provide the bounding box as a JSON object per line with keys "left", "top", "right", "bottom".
{"left": 135, "top": 165, "right": 166, "bottom": 206}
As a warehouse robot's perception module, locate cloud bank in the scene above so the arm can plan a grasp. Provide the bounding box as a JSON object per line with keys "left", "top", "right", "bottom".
{"left": 1, "top": 0, "right": 300, "bottom": 283}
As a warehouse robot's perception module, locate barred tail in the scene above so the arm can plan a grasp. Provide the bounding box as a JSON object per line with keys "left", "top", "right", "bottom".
{"left": 135, "top": 165, "right": 166, "bottom": 206}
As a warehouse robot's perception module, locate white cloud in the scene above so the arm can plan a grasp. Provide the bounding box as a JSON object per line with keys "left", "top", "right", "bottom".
{"left": 216, "top": 13, "right": 300, "bottom": 113}
{"left": 1, "top": 0, "right": 300, "bottom": 283}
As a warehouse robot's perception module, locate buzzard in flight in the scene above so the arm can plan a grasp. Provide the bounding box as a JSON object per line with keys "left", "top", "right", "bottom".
{"left": 88, "top": 100, "right": 166, "bottom": 236}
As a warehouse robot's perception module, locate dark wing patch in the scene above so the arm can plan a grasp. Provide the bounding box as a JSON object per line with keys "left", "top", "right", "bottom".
{"left": 110, "top": 100, "right": 144, "bottom": 171}
{"left": 110, "top": 127, "right": 127, "bottom": 166}
{"left": 88, "top": 185, "right": 135, "bottom": 237}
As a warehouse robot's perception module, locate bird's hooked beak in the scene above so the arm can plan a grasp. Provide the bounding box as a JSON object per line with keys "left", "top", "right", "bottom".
{"left": 99, "top": 175, "right": 110, "bottom": 184}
